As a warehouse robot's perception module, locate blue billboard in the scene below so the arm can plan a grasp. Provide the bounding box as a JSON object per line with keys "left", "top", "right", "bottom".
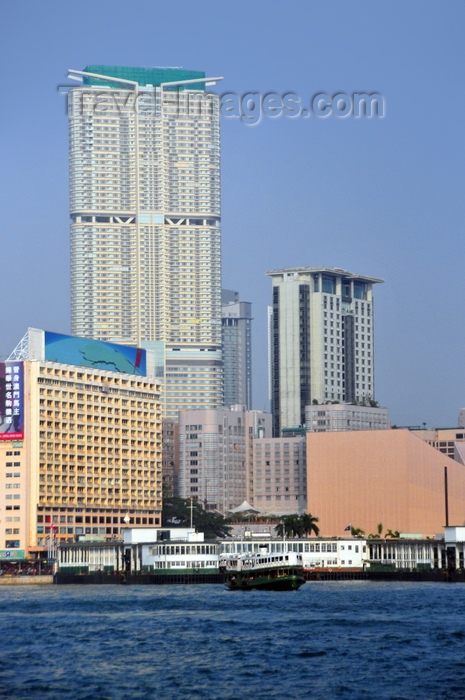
{"left": 44, "top": 332, "right": 147, "bottom": 376}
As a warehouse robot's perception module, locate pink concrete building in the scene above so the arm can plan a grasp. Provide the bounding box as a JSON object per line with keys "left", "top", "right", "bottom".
{"left": 306, "top": 429, "right": 465, "bottom": 537}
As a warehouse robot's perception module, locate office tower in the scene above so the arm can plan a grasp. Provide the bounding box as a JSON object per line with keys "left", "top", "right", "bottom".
{"left": 178, "top": 406, "right": 271, "bottom": 514}
{"left": 267, "top": 267, "right": 383, "bottom": 436}
{"left": 0, "top": 329, "right": 162, "bottom": 561}
{"left": 221, "top": 289, "right": 253, "bottom": 409}
{"left": 67, "top": 65, "right": 223, "bottom": 418}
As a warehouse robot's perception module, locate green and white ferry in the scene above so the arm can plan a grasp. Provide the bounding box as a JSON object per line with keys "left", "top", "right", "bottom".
{"left": 220, "top": 547, "right": 306, "bottom": 591}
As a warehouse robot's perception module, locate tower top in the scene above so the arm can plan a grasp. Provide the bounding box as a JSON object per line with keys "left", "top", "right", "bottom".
{"left": 80, "top": 65, "right": 206, "bottom": 90}
{"left": 265, "top": 266, "right": 384, "bottom": 285}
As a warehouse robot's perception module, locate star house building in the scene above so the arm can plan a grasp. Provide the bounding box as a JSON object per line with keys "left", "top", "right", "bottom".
{"left": 67, "top": 65, "right": 223, "bottom": 419}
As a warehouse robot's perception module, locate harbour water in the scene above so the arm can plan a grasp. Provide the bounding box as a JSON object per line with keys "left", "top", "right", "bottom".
{"left": 1, "top": 581, "right": 465, "bottom": 699}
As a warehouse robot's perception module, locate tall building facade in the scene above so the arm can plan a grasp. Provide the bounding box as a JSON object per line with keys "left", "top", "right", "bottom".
{"left": 178, "top": 406, "right": 271, "bottom": 514}
{"left": 161, "top": 418, "right": 179, "bottom": 497}
{"left": 67, "top": 65, "right": 223, "bottom": 418}
{"left": 267, "top": 267, "right": 383, "bottom": 436}
{"left": 0, "top": 329, "right": 162, "bottom": 561}
{"left": 221, "top": 289, "right": 253, "bottom": 409}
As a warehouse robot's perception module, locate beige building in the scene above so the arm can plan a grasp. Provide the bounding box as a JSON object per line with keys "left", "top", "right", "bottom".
{"left": 178, "top": 406, "right": 271, "bottom": 514}
{"left": 306, "top": 429, "right": 465, "bottom": 537}
{"left": 253, "top": 437, "right": 307, "bottom": 515}
{"left": 0, "top": 330, "right": 162, "bottom": 562}
{"left": 305, "top": 403, "right": 389, "bottom": 432}
{"left": 409, "top": 427, "right": 465, "bottom": 463}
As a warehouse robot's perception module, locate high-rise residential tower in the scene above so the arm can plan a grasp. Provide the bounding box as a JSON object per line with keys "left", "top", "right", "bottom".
{"left": 221, "top": 290, "right": 253, "bottom": 409}
{"left": 67, "top": 66, "right": 223, "bottom": 418}
{"left": 267, "top": 267, "right": 383, "bottom": 436}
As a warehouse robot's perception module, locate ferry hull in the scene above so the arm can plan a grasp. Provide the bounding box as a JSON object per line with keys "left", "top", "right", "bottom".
{"left": 225, "top": 568, "right": 306, "bottom": 591}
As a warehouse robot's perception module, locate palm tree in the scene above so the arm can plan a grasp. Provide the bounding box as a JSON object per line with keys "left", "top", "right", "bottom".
{"left": 368, "top": 523, "right": 383, "bottom": 539}
{"left": 301, "top": 513, "right": 320, "bottom": 537}
{"left": 275, "top": 514, "right": 303, "bottom": 538}
{"left": 385, "top": 529, "right": 401, "bottom": 539}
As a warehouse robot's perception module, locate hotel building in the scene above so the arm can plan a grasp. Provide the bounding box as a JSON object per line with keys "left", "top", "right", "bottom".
{"left": 178, "top": 406, "right": 271, "bottom": 514}
{"left": 67, "top": 65, "right": 223, "bottom": 418}
{"left": 0, "top": 329, "right": 162, "bottom": 562}
{"left": 252, "top": 437, "right": 307, "bottom": 515}
{"left": 267, "top": 267, "right": 383, "bottom": 436}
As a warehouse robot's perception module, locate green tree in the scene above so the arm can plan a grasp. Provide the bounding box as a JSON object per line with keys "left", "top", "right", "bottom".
{"left": 368, "top": 523, "right": 383, "bottom": 539}
{"left": 385, "top": 529, "right": 401, "bottom": 539}
{"left": 275, "top": 514, "right": 302, "bottom": 538}
{"left": 301, "top": 513, "right": 320, "bottom": 537}
{"left": 162, "top": 497, "right": 232, "bottom": 539}
{"left": 275, "top": 513, "right": 320, "bottom": 538}
{"left": 350, "top": 526, "right": 365, "bottom": 538}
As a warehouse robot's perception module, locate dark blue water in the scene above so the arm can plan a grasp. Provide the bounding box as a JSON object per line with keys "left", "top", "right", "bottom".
{"left": 0, "top": 582, "right": 464, "bottom": 699}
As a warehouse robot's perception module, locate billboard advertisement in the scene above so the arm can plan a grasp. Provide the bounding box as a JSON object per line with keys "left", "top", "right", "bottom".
{"left": 44, "top": 332, "right": 147, "bottom": 376}
{"left": 0, "top": 362, "right": 24, "bottom": 441}
{"left": 0, "top": 549, "right": 25, "bottom": 561}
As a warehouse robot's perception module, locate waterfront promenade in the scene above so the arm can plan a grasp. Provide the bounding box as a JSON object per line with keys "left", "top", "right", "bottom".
{"left": 0, "top": 575, "right": 53, "bottom": 585}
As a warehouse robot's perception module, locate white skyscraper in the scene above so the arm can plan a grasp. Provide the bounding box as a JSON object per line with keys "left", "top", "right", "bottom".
{"left": 267, "top": 267, "right": 383, "bottom": 436}
{"left": 67, "top": 65, "right": 223, "bottom": 418}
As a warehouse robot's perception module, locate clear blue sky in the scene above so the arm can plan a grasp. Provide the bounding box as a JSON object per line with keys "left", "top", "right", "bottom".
{"left": 1, "top": 1, "right": 464, "bottom": 427}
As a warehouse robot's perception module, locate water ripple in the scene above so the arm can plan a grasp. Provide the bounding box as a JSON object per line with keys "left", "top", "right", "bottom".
{"left": 0, "top": 582, "right": 465, "bottom": 699}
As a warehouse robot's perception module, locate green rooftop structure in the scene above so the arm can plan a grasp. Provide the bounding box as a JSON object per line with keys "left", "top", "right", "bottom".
{"left": 82, "top": 65, "right": 206, "bottom": 91}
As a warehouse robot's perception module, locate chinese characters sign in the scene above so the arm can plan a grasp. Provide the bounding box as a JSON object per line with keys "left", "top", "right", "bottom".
{"left": 0, "top": 362, "right": 24, "bottom": 441}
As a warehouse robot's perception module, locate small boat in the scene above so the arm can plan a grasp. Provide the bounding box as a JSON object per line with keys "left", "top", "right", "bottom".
{"left": 219, "top": 548, "right": 306, "bottom": 591}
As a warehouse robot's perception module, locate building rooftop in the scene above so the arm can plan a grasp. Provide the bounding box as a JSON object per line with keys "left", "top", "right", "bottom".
{"left": 81, "top": 65, "right": 206, "bottom": 90}
{"left": 265, "top": 266, "right": 384, "bottom": 284}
